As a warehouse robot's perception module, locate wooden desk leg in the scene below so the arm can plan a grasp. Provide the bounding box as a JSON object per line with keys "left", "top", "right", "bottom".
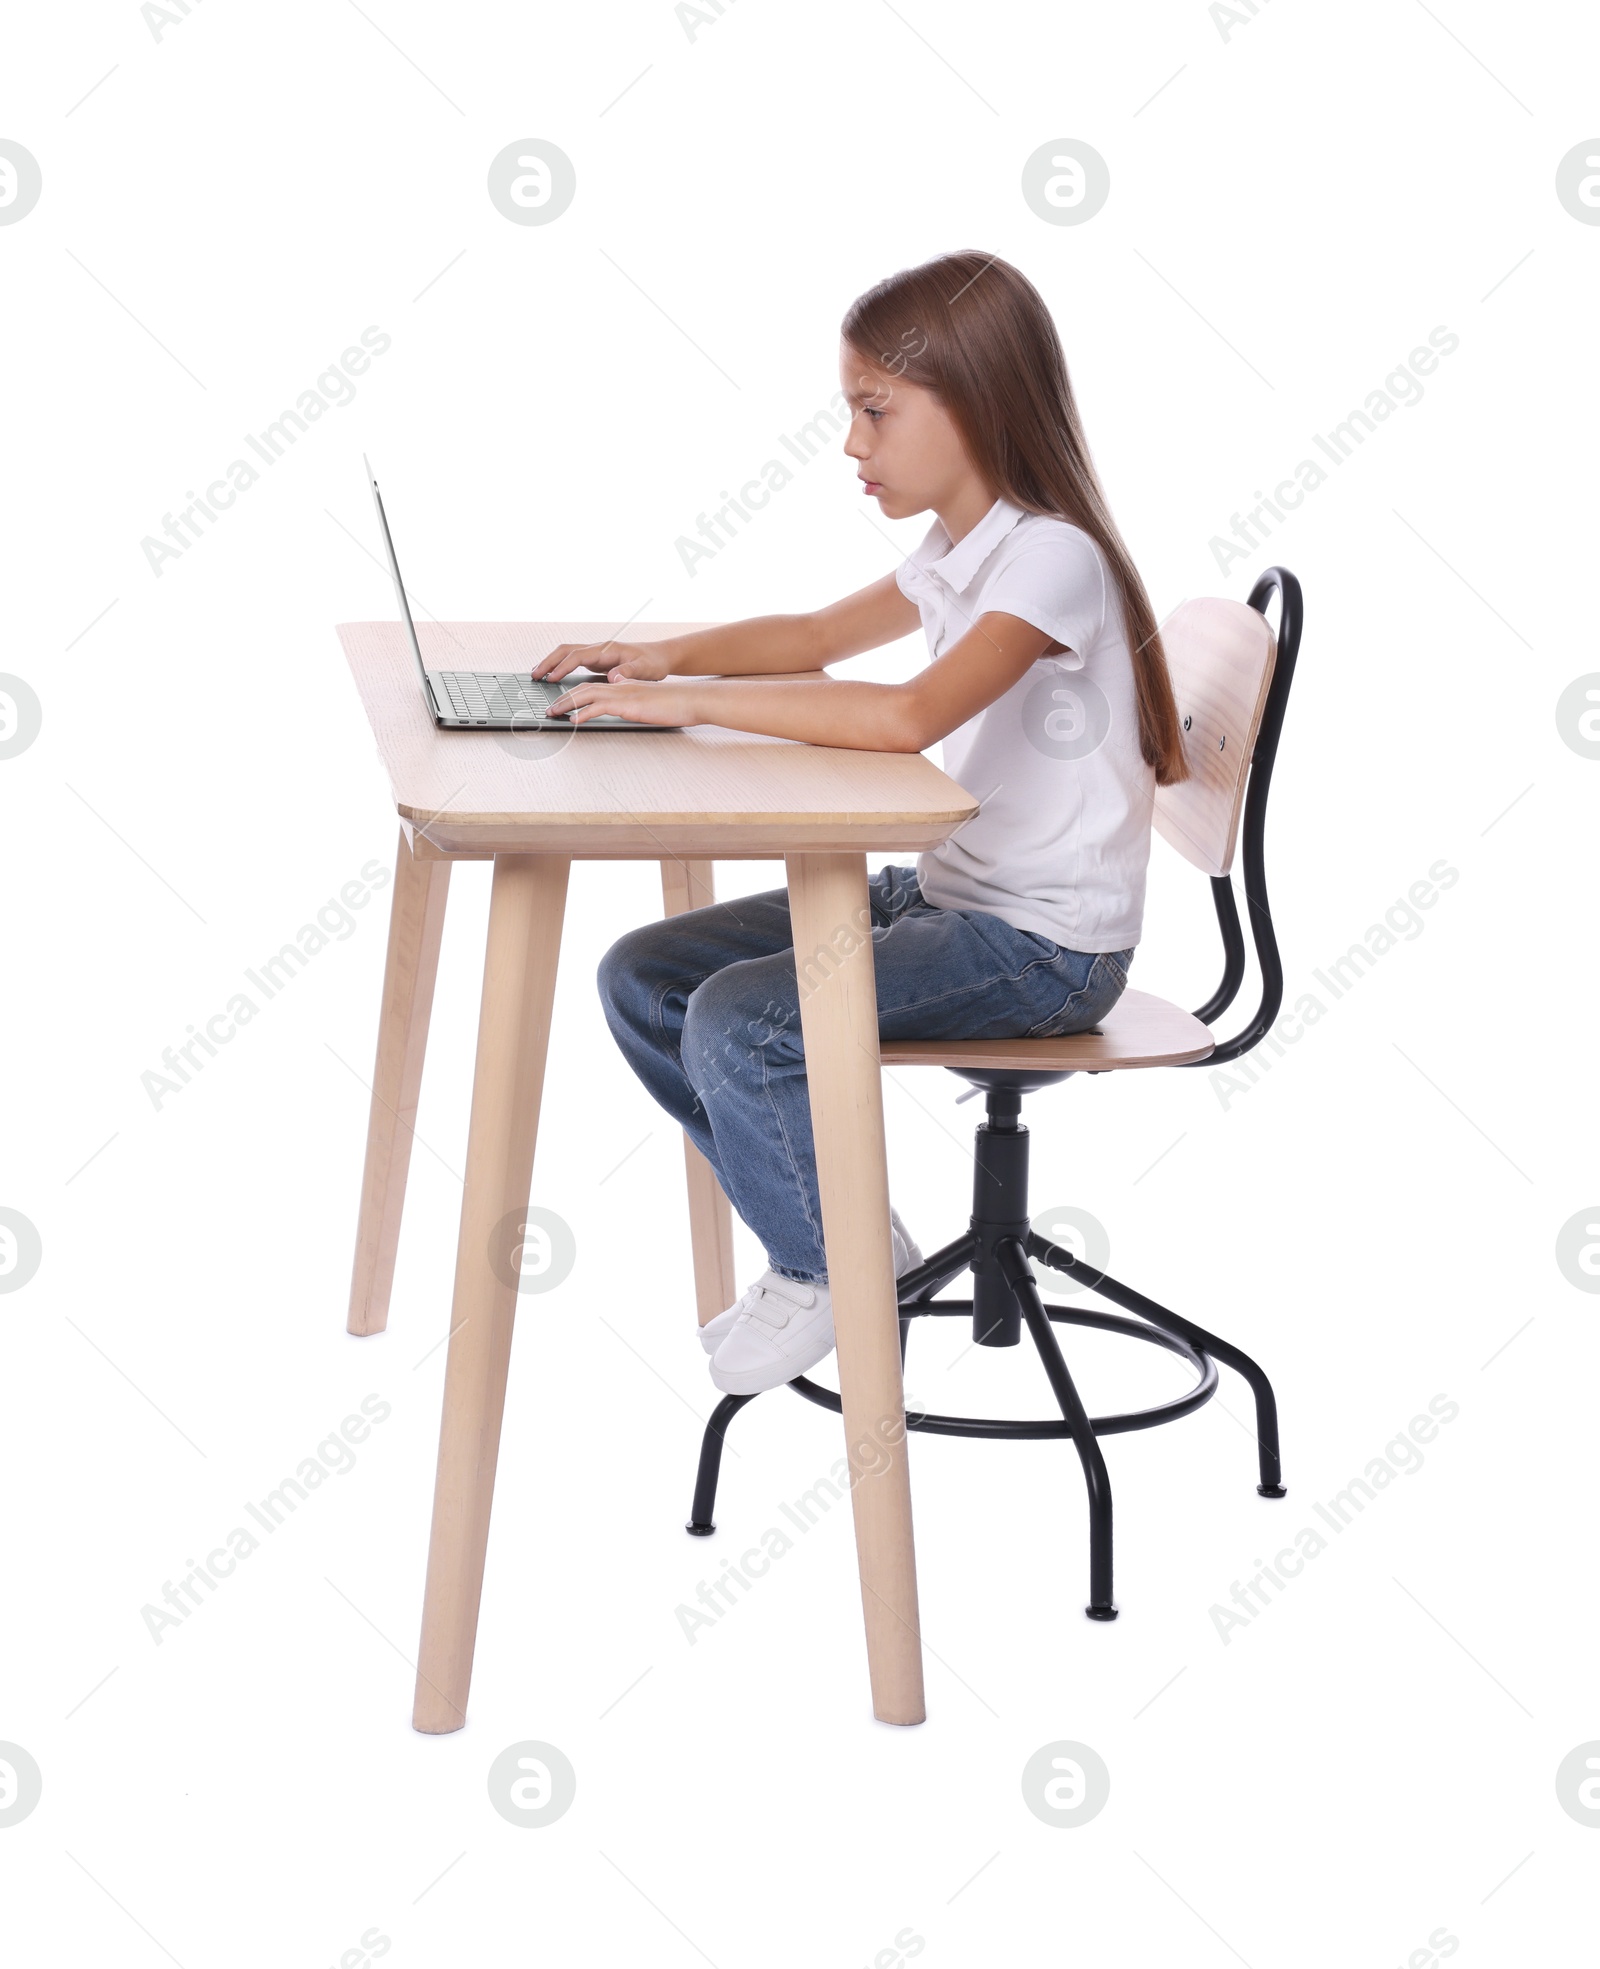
{"left": 348, "top": 826, "right": 452, "bottom": 1337}
{"left": 413, "top": 854, "right": 570, "bottom": 1734}
{"left": 660, "top": 858, "right": 737, "bottom": 1328}
{"left": 785, "top": 851, "right": 925, "bottom": 1726}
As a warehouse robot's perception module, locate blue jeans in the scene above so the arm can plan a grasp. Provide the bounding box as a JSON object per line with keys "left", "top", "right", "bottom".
{"left": 596, "top": 864, "right": 1132, "bottom": 1287}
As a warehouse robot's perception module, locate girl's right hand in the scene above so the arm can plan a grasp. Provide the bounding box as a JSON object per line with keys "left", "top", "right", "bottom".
{"left": 532, "top": 639, "right": 678, "bottom": 683}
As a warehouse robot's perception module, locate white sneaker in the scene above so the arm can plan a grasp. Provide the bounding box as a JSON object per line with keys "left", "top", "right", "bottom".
{"left": 708, "top": 1270, "right": 836, "bottom": 1395}
{"left": 704, "top": 1209, "right": 926, "bottom": 1395}
{"left": 697, "top": 1205, "right": 923, "bottom": 1357}
{"left": 891, "top": 1202, "right": 925, "bottom": 1281}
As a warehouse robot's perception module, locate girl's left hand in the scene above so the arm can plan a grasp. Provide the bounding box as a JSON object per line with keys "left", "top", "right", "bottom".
{"left": 546, "top": 675, "right": 701, "bottom": 727}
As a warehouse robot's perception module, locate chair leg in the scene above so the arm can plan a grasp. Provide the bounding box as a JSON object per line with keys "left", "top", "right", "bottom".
{"left": 996, "top": 1236, "right": 1116, "bottom": 1621}
{"left": 896, "top": 1230, "right": 976, "bottom": 1308}
{"left": 1026, "top": 1232, "right": 1287, "bottom": 1498}
{"left": 686, "top": 1393, "right": 759, "bottom": 1534}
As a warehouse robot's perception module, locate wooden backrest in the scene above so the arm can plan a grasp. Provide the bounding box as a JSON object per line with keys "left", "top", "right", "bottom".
{"left": 1152, "top": 597, "right": 1278, "bottom": 878}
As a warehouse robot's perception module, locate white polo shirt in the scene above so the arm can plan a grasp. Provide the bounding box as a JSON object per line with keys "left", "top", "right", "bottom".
{"left": 895, "top": 496, "right": 1155, "bottom": 954}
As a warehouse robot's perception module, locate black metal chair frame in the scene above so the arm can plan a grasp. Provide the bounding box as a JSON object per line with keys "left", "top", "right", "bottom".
{"left": 686, "top": 568, "right": 1304, "bottom": 1622}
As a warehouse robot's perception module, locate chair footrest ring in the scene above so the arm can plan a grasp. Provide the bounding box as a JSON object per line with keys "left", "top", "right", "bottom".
{"left": 787, "top": 1299, "right": 1219, "bottom": 1438}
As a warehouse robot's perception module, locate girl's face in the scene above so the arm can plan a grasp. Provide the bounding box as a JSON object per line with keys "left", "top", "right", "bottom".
{"left": 839, "top": 340, "right": 988, "bottom": 522}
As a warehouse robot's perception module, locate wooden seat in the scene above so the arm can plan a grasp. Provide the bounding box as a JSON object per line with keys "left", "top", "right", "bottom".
{"left": 879, "top": 987, "right": 1212, "bottom": 1074}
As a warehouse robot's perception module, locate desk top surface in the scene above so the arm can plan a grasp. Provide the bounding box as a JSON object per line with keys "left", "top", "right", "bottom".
{"left": 340, "top": 621, "right": 981, "bottom": 859}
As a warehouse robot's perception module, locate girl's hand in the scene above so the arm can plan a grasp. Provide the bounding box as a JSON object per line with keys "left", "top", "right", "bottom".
{"left": 546, "top": 675, "right": 702, "bottom": 728}
{"left": 531, "top": 639, "right": 677, "bottom": 683}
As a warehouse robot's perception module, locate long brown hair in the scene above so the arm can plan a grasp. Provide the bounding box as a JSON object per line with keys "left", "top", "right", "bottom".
{"left": 842, "top": 251, "right": 1189, "bottom": 786}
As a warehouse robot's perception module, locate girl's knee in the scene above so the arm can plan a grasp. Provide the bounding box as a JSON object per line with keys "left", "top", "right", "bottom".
{"left": 683, "top": 968, "right": 796, "bottom": 1077}
{"left": 595, "top": 923, "right": 663, "bottom": 1010}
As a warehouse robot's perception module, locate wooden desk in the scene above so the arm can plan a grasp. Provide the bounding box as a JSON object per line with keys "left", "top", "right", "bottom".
{"left": 339, "top": 621, "right": 981, "bottom": 1730}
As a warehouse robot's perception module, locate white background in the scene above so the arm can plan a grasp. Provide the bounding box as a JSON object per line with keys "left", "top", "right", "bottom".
{"left": 4, "top": 1, "right": 1598, "bottom": 1963}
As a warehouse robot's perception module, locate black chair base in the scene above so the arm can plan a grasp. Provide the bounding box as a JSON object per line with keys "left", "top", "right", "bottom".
{"left": 685, "top": 1083, "right": 1287, "bottom": 1621}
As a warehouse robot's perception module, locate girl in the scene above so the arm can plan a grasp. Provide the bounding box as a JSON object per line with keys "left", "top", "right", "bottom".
{"left": 532, "top": 250, "right": 1189, "bottom": 1399}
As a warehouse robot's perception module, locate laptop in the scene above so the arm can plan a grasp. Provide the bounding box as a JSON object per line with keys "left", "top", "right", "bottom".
{"left": 365, "top": 456, "right": 678, "bottom": 731}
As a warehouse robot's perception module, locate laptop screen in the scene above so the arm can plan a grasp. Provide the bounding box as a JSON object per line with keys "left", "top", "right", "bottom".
{"left": 364, "top": 456, "right": 431, "bottom": 693}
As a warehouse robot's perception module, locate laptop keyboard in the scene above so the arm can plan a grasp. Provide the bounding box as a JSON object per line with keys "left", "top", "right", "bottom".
{"left": 436, "top": 671, "right": 579, "bottom": 723}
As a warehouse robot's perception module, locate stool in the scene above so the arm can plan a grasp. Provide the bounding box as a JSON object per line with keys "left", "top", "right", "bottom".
{"left": 684, "top": 566, "right": 1303, "bottom": 1621}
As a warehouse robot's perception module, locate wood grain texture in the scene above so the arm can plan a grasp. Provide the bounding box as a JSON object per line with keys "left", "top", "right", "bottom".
{"left": 338, "top": 621, "right": 980, "bottom": 857}
{"left": 413, "top": 855, "right": 570, "bottom": 1735}
{"left": 787, "top": 851, "right": 925, "bottom": 1727}
{"left": 1152, "top": 598, "right": 1277, "bottom": 879}
{"left": 878, "top": 988, "right": 1214, "bottom": 1072}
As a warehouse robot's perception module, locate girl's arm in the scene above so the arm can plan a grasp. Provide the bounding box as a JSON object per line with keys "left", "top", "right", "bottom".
{"left": 532, "top": 572, "right": 919, "bottom": 682}
{"left": 549, "top": 610, "right": 1059, "bottom": 754}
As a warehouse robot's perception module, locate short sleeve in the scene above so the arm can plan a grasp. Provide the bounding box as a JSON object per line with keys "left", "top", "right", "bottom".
{"left": 978, "top": 528, "right": 1106, "bottom": 669}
